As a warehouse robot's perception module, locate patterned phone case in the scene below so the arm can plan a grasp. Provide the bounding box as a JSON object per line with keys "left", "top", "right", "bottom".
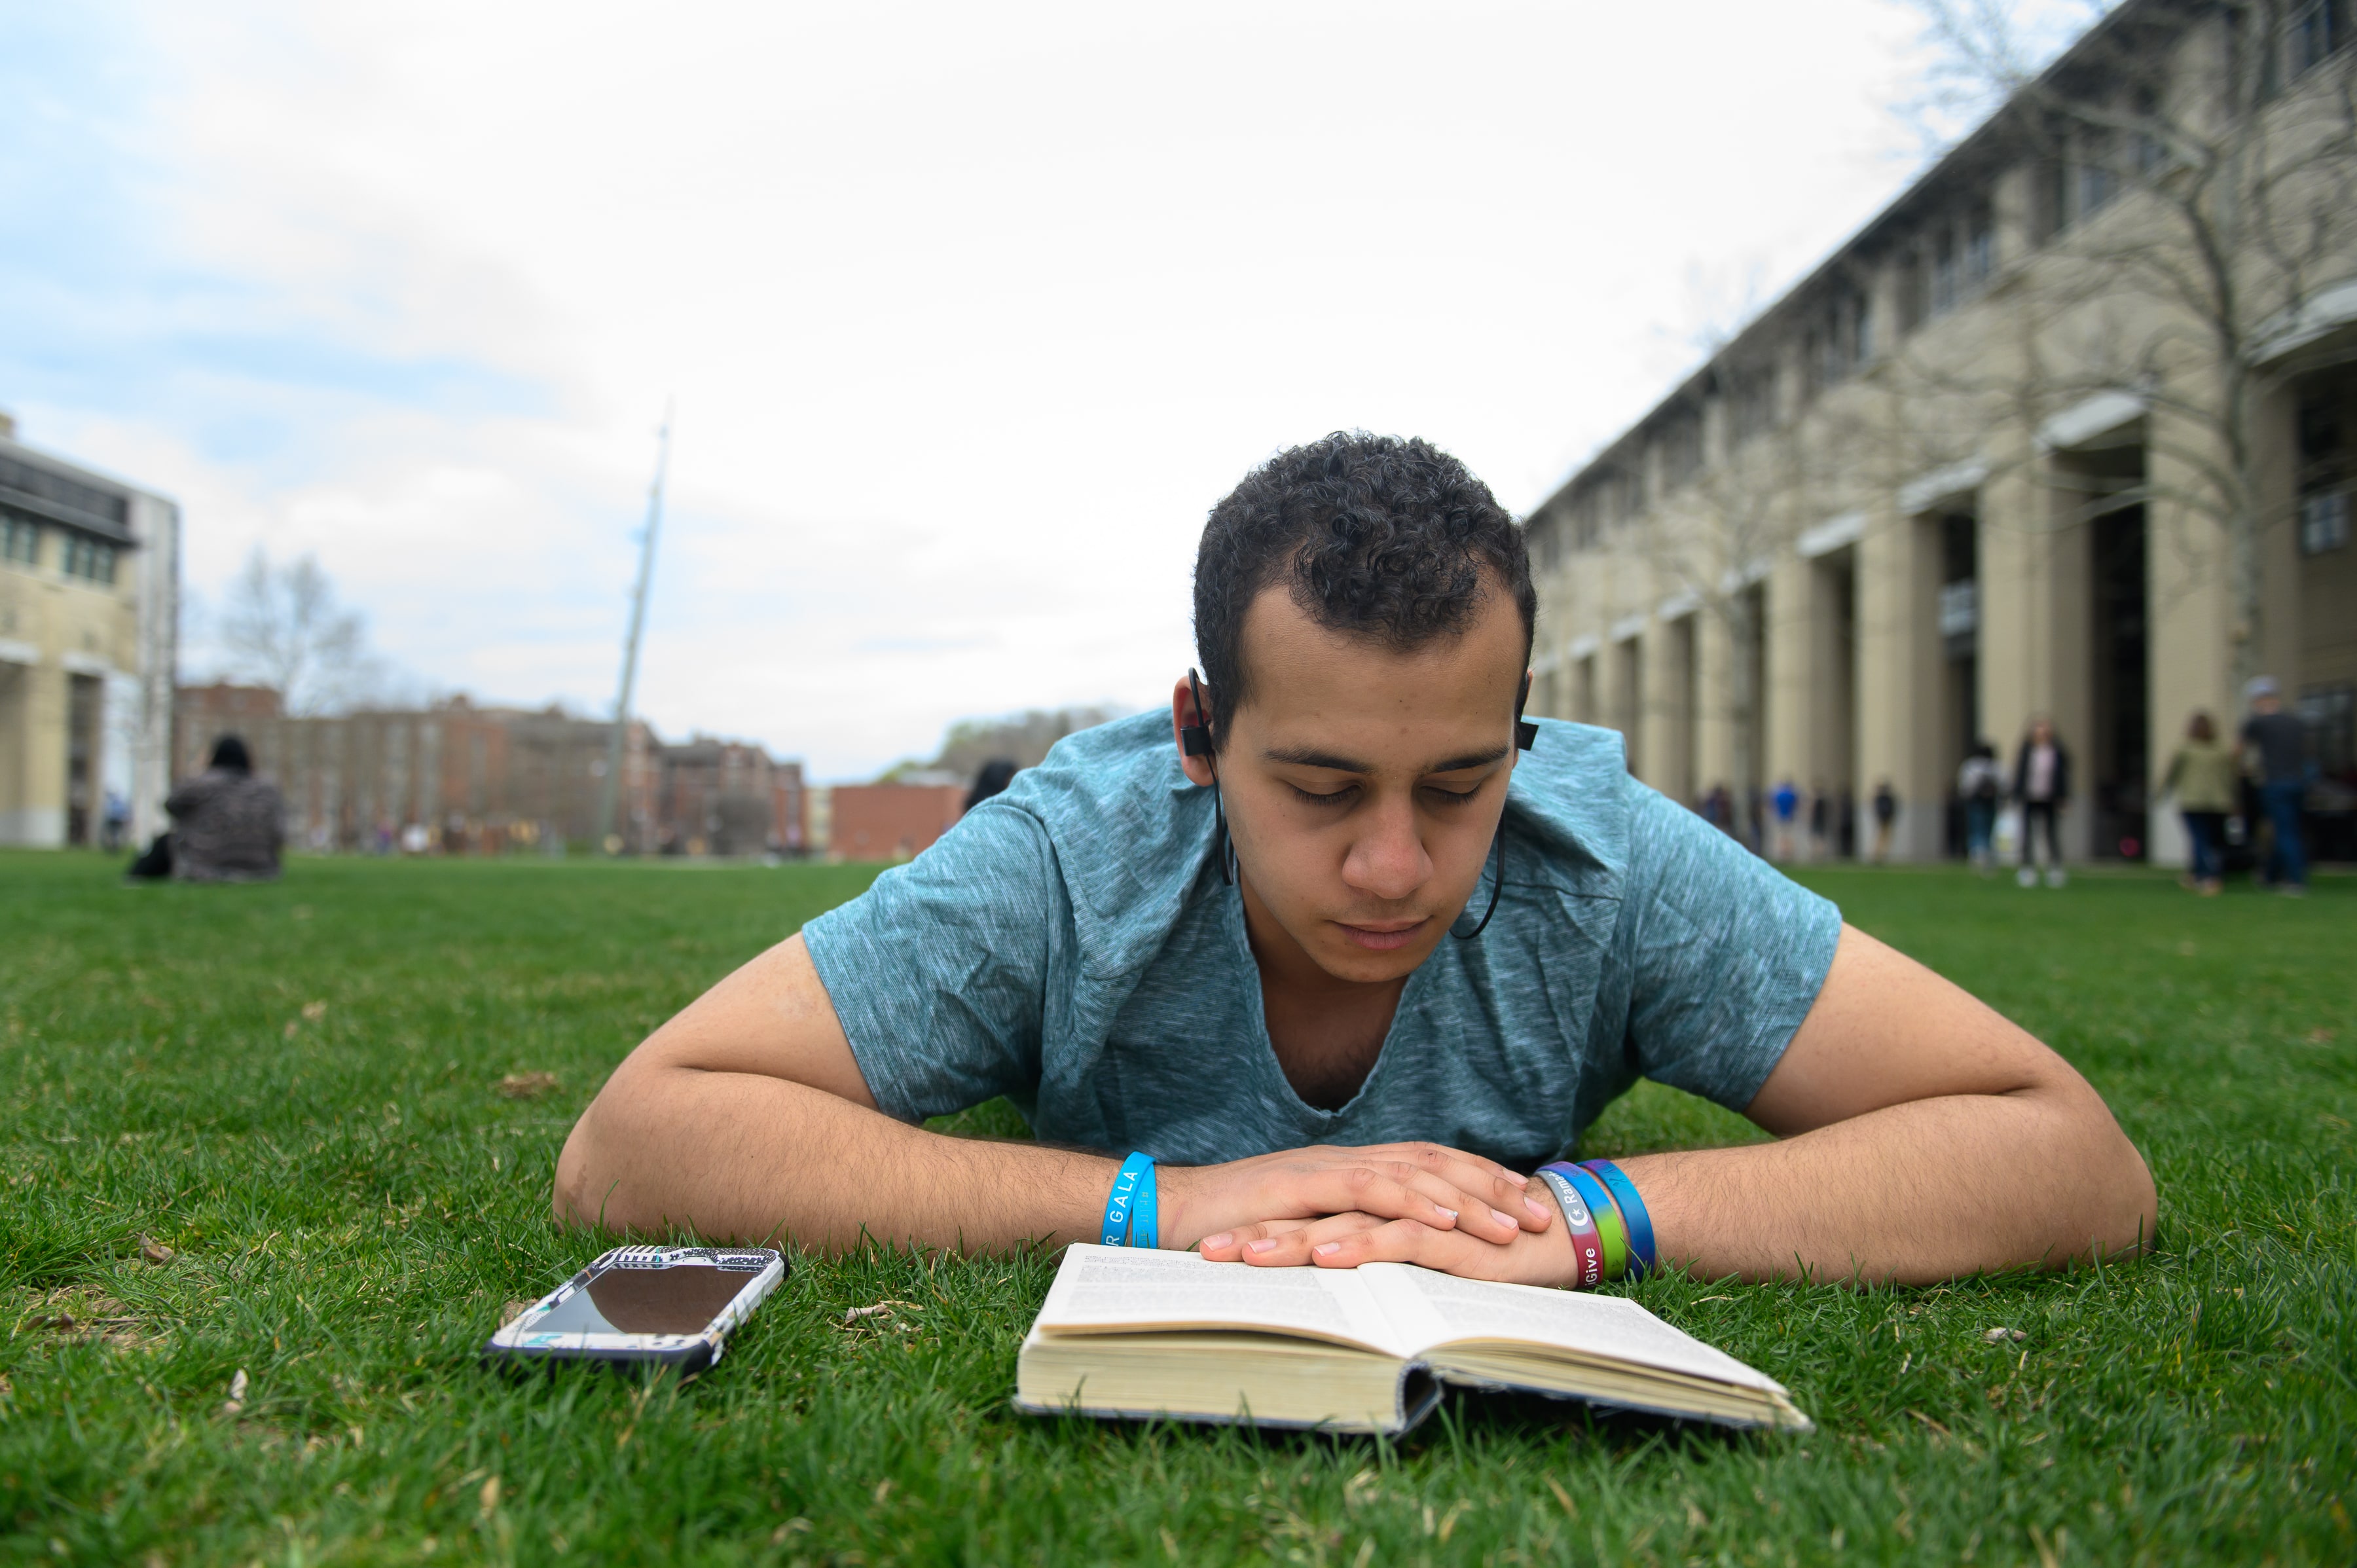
{"left": 483, "top": 1245, "right": 788, "bottom": 1372}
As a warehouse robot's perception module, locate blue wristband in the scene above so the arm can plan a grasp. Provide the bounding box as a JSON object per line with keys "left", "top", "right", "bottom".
{"left": 1132, "top": 1159, "right": 1160, "bottom": 1250}
{"left": 1581, "top": 1158, "right": 1655, "bottom": 1280}
{"left": 1099, "top": 1152, "right": 1156, "bottom": 1247}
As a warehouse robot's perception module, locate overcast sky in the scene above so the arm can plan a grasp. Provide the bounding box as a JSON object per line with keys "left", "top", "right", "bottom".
{"left": 6, "top": 1, "right": 2007, "bottom": 779}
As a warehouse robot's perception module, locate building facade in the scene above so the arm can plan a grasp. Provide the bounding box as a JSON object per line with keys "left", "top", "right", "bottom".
{"left": 823, "top": 782, "right": 966, "bottom": 861}
{"left": 1523, "top": 0, "right": 2357, "bottom": 865}
{"left": 173, "top": 685, "right": 804, "bottom": 857}
{"left": 0, "top": 416, "right": 179, "bottom": 848}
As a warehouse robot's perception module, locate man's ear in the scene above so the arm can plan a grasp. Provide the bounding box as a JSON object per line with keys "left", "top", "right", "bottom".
{"left": 1169, "top": 675, "right": 1216, "bottom": 787}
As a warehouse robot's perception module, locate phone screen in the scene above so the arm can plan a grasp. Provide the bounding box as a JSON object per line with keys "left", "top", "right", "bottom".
{"left": 531, "top": 1264, "right": 750, "bottom": 1336}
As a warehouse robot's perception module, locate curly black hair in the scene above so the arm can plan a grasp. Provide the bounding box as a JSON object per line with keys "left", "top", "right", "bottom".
{"left": 1191, "top": 431, "right": 1534, "bottom": 748}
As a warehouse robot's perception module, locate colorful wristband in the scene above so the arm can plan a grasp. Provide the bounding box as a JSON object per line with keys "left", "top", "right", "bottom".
{"left": 1580, "top": 1159, "right": 1655, "bottom": 1281}
{"left": 1533, "top": 1166, "right": 1604, "bottom": 1288}
{"left": 1554, "top": 1161, "right": 1627, "bottom": 1282}
{"left": 1099, "top": 1152, "right": 1155, "bottom": 1247}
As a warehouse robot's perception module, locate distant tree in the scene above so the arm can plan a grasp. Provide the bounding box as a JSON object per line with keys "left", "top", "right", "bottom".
{"left": 217, "top": 547, "right": 386, "bottom": 716}
{"left": 919, "top": 705, "right": 1128, "bottom": 781}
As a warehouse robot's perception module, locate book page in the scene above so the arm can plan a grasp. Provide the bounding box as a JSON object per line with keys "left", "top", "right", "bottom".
{"left": 1360, "top": 1264, "right": 1782, "bottom": 1393}
{"left": 1034, "top": 1245, "right": 1412, "bottom": 1357}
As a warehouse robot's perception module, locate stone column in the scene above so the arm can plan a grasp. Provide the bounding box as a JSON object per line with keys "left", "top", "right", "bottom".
{"left": 1857, "top": 505, "right": 1946, "bottom": 860}
{"left": 128, "top": 494, "right": 179, "bottom": 849}
{"left": 1692, "top": 607, "right": 1738, "bottom": 802}
{"left": 1641, "top": 616, "right": 1694, "bottom": 805}
{"left": 1763, "top": 556, "right": 1814, "bottom": 807}
{"left": 13, "top": 655, "right": 69, "bottom": 846}
{"left": 2144, "top": 391, "right": 2242, "bottom": 868}
{"left": 1979, "top": 436, "right": 2094, "bottom": 861}
{"left": 1605, "top": 627, "right": 1645, "bottom": 778}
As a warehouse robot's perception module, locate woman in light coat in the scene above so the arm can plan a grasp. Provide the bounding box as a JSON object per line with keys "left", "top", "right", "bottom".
{"left": 2161, "top": 711, "right": 2237, "bottom": 896}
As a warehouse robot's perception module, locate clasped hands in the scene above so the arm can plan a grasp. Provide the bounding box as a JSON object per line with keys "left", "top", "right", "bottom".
{"left": 1164, "top": 1141, "right": 1580, "bottom": 1287}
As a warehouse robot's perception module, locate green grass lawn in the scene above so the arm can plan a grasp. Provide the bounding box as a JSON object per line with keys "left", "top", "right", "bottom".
{"left": 3, "top": 852, "right": 2352, "bottom": 1565}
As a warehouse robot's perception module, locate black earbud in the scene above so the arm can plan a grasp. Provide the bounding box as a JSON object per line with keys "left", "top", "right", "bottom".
{"left": 1182, "top": 670, "right": 1215, "bottom": 757}
{"left": 1184, "top": 670, "right": 1235, "bottom": 886}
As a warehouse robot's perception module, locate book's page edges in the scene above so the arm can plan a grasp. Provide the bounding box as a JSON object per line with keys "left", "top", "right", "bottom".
{"left": 1012, "top": 1358, "right": 1438, "bottom": 1436}
{"left": 1428, "top": 1365, "right": 1814, "bottom": 1433}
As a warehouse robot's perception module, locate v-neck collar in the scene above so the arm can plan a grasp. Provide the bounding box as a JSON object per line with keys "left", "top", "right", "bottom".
{"left": 1220, "top": 881, "right": 1438, "bottom": 1123}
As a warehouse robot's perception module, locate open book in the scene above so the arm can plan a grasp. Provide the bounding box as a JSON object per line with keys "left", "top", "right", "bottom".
{"left": 1015, "top": 1245, "right": 1810, "bottom": 1434}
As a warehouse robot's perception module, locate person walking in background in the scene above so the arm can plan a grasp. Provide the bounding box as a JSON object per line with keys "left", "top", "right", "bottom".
{"left": 1957, "top": 742, "right": 2002, "bottom": 872}
{"left": 126, "top": 735, "right": 286, "bottom": 883}
{"left": 2011, "top": 718, "right": 2070, "bottom": 889}
{"left": 1702, "top": 782, "right": 1732, "bottom": 835}
{"left": 2240, "top": 677, "right": 2309, "bottom": 897}
{"left": 1808, "top": 783, "right": 1829, "bottom": 862}
{"left": 1770, "top": 777, "right": 1800, "bottom": 861}
{"left": 2161, "top": 711, "right": 2235, "bottom": 896}
{"left": 1869, "top": 780, "right": 1898, "bottom": 864}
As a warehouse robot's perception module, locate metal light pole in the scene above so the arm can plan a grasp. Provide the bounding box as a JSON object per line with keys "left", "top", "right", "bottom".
{"left": 596, "top": 407, "right": 672, "bottom": 854}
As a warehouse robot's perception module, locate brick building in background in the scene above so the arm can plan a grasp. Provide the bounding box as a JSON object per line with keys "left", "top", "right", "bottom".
{"left": 822, "top": 780, "right": 966, "bottom": 860}
{"left": 173, "top": 684, "right": 803, "bottom": 856}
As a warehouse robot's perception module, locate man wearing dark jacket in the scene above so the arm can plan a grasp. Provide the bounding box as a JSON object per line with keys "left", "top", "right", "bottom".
{"left": 2240, "top": 678, "right": 2309, "bottom": 896}
{"left": 2011, "top": 718, "right": 2070, "bottom": 888}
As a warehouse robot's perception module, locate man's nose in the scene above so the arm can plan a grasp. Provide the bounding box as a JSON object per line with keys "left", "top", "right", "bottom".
{"left": 1341, "top": 795, "right": 1428, "bottom": 902}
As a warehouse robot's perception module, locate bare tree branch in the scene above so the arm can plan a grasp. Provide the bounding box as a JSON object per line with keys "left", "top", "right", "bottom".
{"left": 217, "top": 547, "right": 387, "bottom": 717}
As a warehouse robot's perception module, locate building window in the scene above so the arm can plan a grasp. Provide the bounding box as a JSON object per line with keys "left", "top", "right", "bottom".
{"left": 2077, "top": 158, "right": 2120, "bottom": 221}
{"left": 1, "top": 511, "right": 36, "bottom": 566}
{"left": 2286, "top": 0, "right": 2348, "bottom": 81}
{"left": 61, "top": 533, "right": 117, "bottom": 584}
{"left": 2297, "top": 684, "right": 2354, "bottom": 775}
{"left": 1812, "top": 292, "right": 1873, "bottom": 388}
{"left": 1963, "top": 206, "right": 1994, "bottom": 286}
{"left": 2299, "top": 488, "right": 2350, "bottom": 554}
{"left": 1661, "top": 409, "right": 1704, "bottom": 490}
{"left": 0, "top": 454, "right": 130, "bottom": 530}
{"left": 1929, "top": 232, "right": 1960, "bottom": 318}
{"left": 1729, "top": 366, "right": 1776, "bottom": 445}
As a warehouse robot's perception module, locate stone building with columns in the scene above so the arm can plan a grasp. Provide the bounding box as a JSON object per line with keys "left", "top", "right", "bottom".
{"left": 1522, "top": 0, "right": 2357, "bottom": 865}
{"left": 0, "top": 415, "right": 179, "bottom": 848}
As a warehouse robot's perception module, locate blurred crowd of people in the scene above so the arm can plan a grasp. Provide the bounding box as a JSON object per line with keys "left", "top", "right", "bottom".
{"left": 1694, "top": 675, "right": 2325, "bottom": 893}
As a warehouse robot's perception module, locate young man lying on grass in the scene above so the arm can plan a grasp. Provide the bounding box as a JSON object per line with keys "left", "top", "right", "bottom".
{"left": 556, "top": 432, "right": 2155, "bottom": 1290}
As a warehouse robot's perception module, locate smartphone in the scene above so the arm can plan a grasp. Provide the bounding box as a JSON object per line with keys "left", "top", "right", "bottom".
{"left": 483, "top": 1244, "right": 787, "bottom": 1373}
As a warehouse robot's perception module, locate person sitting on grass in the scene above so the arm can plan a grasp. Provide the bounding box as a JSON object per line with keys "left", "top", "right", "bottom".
{"left": 555, "top": 432, "right": 2156, "bottom": 1290}
{"left": 126, "top": 734, "right": 286, "bottom": 884}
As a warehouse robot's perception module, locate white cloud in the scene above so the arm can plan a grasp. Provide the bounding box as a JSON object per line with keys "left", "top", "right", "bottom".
{"left": 7, "top": 0, "right": 1938, "bottom": 778}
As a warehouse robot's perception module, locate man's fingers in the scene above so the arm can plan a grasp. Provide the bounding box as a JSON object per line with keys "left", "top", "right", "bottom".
{"left": 1171, "top": 1144, "right": 1551, "bottom": 1252}
{"left": 1379, "top": 1144, "right": 1552, "bottom": 1233}
{"left": 1217, "top": 1213, "right": 1388, "bottom": 1266}
{"left": 1306, "top": 1217, "right": 1508, "bottom": 1276}
{"left": 1313, "top": 1164, "right": 1520, "bottom": 1243}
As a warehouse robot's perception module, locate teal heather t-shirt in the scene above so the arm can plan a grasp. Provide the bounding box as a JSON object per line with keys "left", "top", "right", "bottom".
{"left": 802, "top": 713, "right": 1842, "bottom": 1167}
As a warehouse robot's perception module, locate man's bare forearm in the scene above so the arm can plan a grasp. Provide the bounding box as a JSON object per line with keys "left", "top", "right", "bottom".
{"left": 555, "top": 1067, "right": 1117, "bottom": 1251}
{"left": 1625, "top": 1082, "right": 2156, "bottom": 1285}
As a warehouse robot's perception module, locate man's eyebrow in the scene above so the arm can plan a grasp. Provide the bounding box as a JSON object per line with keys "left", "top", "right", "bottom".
{"left": 1262, "top": 745, "right": 1375, "bottom": 773}
{"left": 1260, "top": 742, "right": 1510, "bottom": 775}
{"left": 1425, "top": 745, "right": 1511, "bottom": 773}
